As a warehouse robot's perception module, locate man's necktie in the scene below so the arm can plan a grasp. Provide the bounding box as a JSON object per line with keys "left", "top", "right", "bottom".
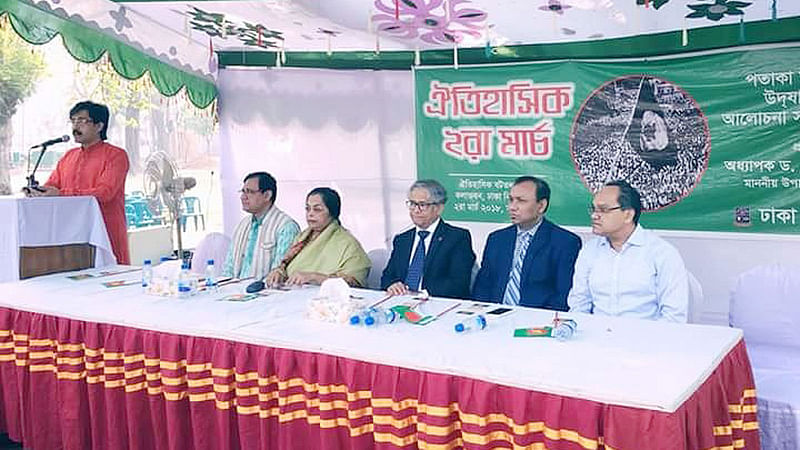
{"left": 405, "top": 230, "right": 430, "bottom": 291}
{"left": 503, "top": 232, "right": 532, "bottom": 306}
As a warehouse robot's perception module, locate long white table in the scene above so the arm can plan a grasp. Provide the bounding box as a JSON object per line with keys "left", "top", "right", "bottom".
{"left": 0, "top": 196, "right": 116, "bottom": 282}
{"left": 0, "top": 267, "right": 760, "bottom": 449}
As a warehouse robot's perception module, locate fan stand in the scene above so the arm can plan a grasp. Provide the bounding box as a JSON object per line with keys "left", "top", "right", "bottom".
{"left": 174, "top": 195, "right": 187, "bottom": 263}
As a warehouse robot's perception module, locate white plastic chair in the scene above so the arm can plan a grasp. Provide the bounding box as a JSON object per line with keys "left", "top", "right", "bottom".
{"left": 191, "top": 232, "right": 232, "bottom": 276}
{"left": 730, "top": 264, "right": 800, "bottom": 450}
{"left": 365, "top": 248, "right": 390, "bottom": 290}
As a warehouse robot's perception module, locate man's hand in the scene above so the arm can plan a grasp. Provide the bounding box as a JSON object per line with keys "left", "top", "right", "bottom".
{"left": 41, "top": 186, "right": 60, "bottom": 197}
{"left": 386, "top": 281, "right": 409, "bottom": 297}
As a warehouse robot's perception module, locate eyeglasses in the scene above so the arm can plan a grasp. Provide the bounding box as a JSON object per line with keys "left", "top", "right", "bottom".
{"left": 239, "top": 188, "right": 264, "bottom": 195}
{"left": 68, "top": 117, "right": 93, "bottom": 125}
{"left": 405, "top": 200, "right": 439, "bottom": 210}
{"left": 588, "top": 204, "right": 623, "bottom": 215}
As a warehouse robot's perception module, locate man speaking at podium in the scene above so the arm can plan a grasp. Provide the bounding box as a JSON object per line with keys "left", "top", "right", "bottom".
{"left": 27, "top": 101, "right": 130, "bottom": 264}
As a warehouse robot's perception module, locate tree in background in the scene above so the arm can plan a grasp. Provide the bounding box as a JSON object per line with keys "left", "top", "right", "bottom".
{"left": 72, "top": 58, "right": 216, "bottom": 175}
{"left": 73, "top": 58, "right": 153, "bottom": 172}
{"left": 0, "top": 20, "right": 46, "bottom": 194}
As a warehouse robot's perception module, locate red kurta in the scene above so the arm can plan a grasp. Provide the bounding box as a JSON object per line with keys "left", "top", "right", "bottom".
{"left": 45, "top": 141, "right": 130, "bottom": 264}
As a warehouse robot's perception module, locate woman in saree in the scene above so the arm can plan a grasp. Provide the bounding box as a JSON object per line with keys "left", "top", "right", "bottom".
{"left": 264, "top": 187, "right": 371, "bottom": 287}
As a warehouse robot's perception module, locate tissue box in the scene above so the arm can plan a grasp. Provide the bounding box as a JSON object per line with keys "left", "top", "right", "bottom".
{"left": 306, "top": 278, "right": 365, "bottom": 324}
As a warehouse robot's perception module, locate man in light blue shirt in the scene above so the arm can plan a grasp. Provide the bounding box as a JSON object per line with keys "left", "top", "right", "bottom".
{"left": 222, "top": 172, "right": 299, "bottom": 280}
{"left": 568, "top": 180, "right": 688, "bottom": 323}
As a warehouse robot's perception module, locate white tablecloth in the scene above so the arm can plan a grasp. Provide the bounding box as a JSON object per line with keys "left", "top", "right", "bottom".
{"left": 0, "top": 195, "right": 116, "bottom": 282}
{"left": 0, "top": 266, "right": 744, "bottom": 414}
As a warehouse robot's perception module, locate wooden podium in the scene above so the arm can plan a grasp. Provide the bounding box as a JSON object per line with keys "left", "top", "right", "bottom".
{"left": 19, "top": 244, "right": 96, "bottom": 279}
{"left": 0, "top": 196, "right": 117, "bottom": 283}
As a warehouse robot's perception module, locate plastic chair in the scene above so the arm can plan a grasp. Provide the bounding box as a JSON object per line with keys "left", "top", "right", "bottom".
{"left": 180, "top": 196, "right": 205, "bottom": 232}
{"left": 730, "top": 264, "right": 800, "bottom": 449}
{"left": 365, "top": 248, "right": 390, "bottom": 290}
{"left": 129, "top": 199, "right": 155, "bottom": 228}
{"left": 190, "top": 232, "right": 231, "bottom": 276}
{"left": 125, "top": 204, "right": 137, "bottom": 229}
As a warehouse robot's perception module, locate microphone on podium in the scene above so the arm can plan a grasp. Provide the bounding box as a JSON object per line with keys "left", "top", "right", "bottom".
{"left": 25, "top": 135, "right": 71, "bottom": 193}
{"left": 30, "top": 135, "right": 70, "bottom": 149}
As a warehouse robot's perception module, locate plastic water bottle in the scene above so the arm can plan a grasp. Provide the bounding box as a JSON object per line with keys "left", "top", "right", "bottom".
{"left": 177, "top": 263, "right": 192, "bottom": 298}
{"left": 454, "top": 315, "right": 487, "bottom": 333}
{"left": 349, "top": 309, "right": 373, "bottom": 326}
{"left": 364, "top": 308, "right": 398, "bottom": 327}
{"left": 350, "top": 308, "right": 397, "bottom": 326}
{"left": 552, "top": 320, "right": 577, "bottom": 341}
{"left": 141, "top": 259, "right": 153, "bottom": 290}
{"left": 204, "top": 259, "right": 218, "bottom": 293}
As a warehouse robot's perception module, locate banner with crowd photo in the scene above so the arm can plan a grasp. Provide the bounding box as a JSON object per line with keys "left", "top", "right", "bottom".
{"left": 415, "top": 46, "right": 800, "bottom": 234}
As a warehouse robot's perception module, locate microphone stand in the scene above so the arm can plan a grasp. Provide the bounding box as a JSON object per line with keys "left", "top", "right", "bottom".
{"left": 25, "top": 143, "right": 50, "bottom": 192}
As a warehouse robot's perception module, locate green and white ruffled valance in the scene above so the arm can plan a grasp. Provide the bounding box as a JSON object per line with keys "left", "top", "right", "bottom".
{"left": 0, "top": 0, "right": 216, "bottom": 109}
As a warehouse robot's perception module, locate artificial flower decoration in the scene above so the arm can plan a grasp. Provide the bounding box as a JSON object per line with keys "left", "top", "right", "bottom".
{"left": 686, "top": 0, "right": 752, "bottom": 21}
{"left": 372, "top": 0, "right": 487, "bottom": 44}
{"left": 538, "top": 0, "right": 572, "bottom": 15}
{"left": 187, "top": 6, "right": 283, "bottom": 48}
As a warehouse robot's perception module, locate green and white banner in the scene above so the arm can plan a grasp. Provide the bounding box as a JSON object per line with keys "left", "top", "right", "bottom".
{"left": 415, "top": 46, "right": 800, "bottom": 234}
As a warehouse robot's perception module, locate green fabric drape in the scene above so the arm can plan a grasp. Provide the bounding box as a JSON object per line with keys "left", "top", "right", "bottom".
{"left": 0, "top": 0, "right": 216, "bottom": 109}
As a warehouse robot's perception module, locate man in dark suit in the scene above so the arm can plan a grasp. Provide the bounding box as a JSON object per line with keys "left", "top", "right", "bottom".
{"left": 381, "top": 180, "right": 475, "bottom": 299}
{"left": 472, "top": 176, "right": 581, "bottom": 311}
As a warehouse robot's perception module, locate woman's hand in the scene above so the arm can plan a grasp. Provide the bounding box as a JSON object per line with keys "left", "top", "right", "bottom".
{"left": 285, "top": 271, "right": 327, "bottom": 286}
{"left": 264, "top": 268, "right": 286, "bottom": 287}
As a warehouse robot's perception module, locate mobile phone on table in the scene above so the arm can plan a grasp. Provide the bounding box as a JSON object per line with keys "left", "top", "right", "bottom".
{"left": 487, "top": 307, "right": 513, "bottom": 316}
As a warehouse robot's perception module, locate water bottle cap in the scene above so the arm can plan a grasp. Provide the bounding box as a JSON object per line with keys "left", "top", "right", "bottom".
{"left": 476, "top": 315, "right": 487, "bottom": 328}
{"left": 364, "top": 316, "right": 376, "bottom": 326}
{"left": 143, "top": 259, "right": 151, "bottom": 265}
{"left": 160, "top": 256, "right": 170, "bottom": 262}
{"left": 349, "top": 315, "right": 360, "bottom": 325}
{"left": 181, "top": 263, "right": 189, "bottom": 269}
{"left": 207, "top": 259, "right": 214, "bottom": 265}
{"left": 454, "top": 323, "right": 465, "bottom": 333}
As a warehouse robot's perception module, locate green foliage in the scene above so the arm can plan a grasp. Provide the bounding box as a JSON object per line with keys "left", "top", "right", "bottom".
{"left": 0, "top": 19, "right": 46, "bottom": 125}
{"left": 73, "top": 57, "right": 153, "bottom": 127}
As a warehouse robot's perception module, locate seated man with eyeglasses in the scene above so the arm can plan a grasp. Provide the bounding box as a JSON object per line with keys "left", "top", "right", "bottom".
{"left": 221, "top": 172, "right": 299, "bottom": 280}
{"left": 568, "top": 180, "right": 689, "bottom": 322}
{"left": 29, "top": 101, "right": 130, "bottom": 264}
{"left": 380, "top": 180, "right": 475, "bottom": 298}
{"left": 472, "top": 176, "right": 581, "bottom": 311}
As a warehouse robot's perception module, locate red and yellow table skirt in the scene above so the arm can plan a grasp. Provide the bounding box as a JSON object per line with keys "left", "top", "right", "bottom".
{"left": 0, "top": 307, "right": 759, "bottom": 449}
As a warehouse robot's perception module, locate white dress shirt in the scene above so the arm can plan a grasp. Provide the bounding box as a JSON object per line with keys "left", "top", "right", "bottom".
{"left": 567, "top": 224, "right": 689, "bottom": 323}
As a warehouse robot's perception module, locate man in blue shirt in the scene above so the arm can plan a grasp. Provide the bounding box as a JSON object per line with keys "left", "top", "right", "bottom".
{"left": 472, "top": 176, "right": 581, "bottom": 311}
{"left": 568, "top": 180, "right": 689, "bottom": 322}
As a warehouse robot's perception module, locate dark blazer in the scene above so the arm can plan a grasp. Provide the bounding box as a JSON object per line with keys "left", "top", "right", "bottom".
{"left": 380, "top": 221, "right": 475, "bottom": 299}
{"left": 472, "top": 219, "right": 581, "bottom": 311}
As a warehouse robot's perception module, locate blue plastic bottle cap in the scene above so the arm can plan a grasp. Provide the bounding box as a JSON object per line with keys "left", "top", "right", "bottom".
{"left": 349, "top": 316, "right": 360, "bottom": 325}
{"left": 207, "top": 259, "right": 214, "bottom": 265}
{"left": 476, "top": 316, "right": 487, "bottom": 328}
{"left": 454, "top": 323, "right": 465, "bottom": 333}
{"left": 364, "top": 316, "right": 376, "bottom": 326}
{"left": 160, "top": 256, "right": 170, "bottom": 262}
{"left": 181, "top": 263, "right": 189, "bottom": 270}
{"left": 144, "top": 259, "right": 151, "bottom": 265}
